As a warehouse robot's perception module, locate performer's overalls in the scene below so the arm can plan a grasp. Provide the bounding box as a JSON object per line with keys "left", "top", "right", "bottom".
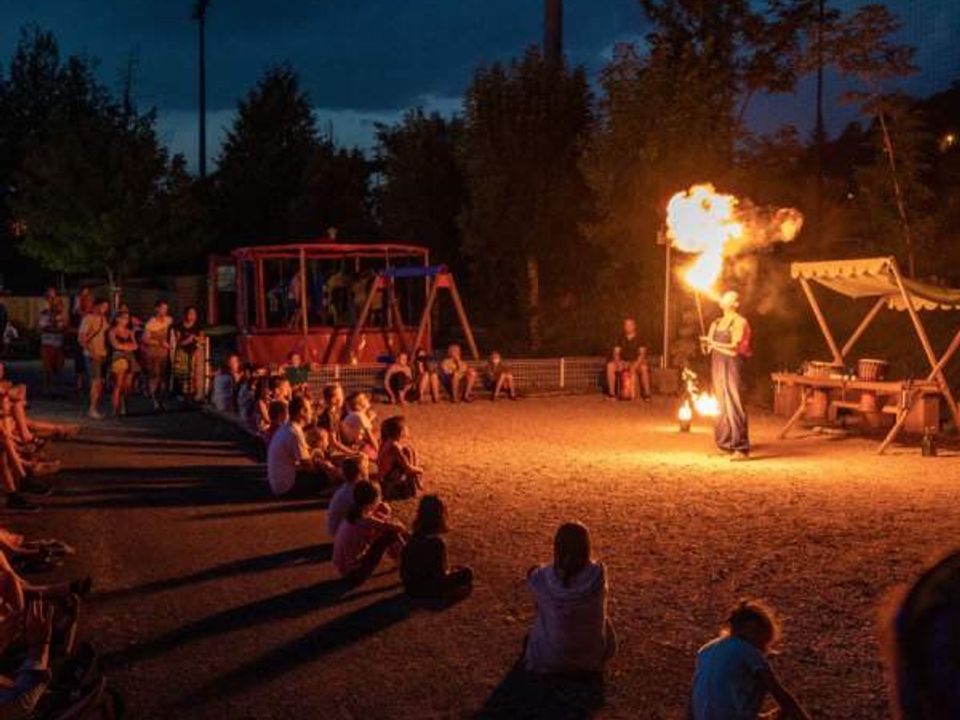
{"left": 712, "top": 324, "right": 750, "bottom": 453}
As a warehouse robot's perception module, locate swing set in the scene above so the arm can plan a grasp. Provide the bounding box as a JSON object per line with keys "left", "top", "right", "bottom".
{"left": 208, "top": 240, "right": 477, "bottom": 366}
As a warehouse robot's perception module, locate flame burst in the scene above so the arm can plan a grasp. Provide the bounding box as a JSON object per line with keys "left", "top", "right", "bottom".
{"left": 665, "top": 183, "right": 803, "bottom": 297}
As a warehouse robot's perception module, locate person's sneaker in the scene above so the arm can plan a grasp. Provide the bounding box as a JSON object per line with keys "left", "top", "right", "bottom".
{"left": 21, "top": 480, "right": 53, "bottom": 496}
{"left": 5, "top": 493, "right": 40, "bottom": 513}
{"left": 730, "top": 451, "right": 750, "bottom": 462}
{"left": 69, "top": 575, "right": 93, "bottom": 598}
{"left": 642, "top": 395, "right": 652, "bottom": 403}
{"left": 86, "top": 409, "right": 105, "bottom": 420}
{"left": 29, "top": 460, "right": 61, "bottom": 477}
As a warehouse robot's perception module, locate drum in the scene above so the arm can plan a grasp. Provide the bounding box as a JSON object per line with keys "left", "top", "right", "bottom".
{"left": 857, "top": 358, "right": 889, "bottom": 381}
{"left": 805, "top": 361, "right": 841, "bottom": 378}
{"left": 619, "top": 369, "right": 636, "bottom": 401}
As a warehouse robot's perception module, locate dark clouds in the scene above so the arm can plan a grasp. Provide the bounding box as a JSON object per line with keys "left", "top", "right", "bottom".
{"left": 0, "top": 1, "right": 957, "bottom": 165}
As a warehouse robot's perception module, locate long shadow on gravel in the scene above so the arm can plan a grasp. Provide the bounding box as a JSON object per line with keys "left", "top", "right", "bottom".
{"left": 475, "top": 664, "right": 605, "bottom": 720}
{"left": 102, "top": 577, "right": 401, "bottom": 671}
{"left": 93, "top": 543, "right": 333, "bottom": 605}
{"left": 171, "top": 593, "right": 413, "bottom": 711}
{"left": 49, "top": 465, "right": 273, "bottom": 509}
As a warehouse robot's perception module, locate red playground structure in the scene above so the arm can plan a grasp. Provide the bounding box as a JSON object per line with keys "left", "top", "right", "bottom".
{"left": 207, "top": 240, "right": 477, "bottom": 366}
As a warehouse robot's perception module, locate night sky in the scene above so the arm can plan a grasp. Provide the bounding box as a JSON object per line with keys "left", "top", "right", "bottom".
{"left": 2, "top": 1, "right": 957, "bottom": 170}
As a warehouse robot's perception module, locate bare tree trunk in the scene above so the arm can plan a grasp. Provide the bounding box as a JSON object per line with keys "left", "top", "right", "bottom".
{"left": 526, "top": 255, "right": 541, "bottom": 351}
{"left": 876, "top": 104, "right": 916, "bottom": 277}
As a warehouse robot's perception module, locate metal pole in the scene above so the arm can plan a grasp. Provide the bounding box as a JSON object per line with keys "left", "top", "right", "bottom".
{"left": 198, "top": 11, "right": 206, "bottom": 179}
{"left": 662, "top": 231, "right": 671, "bottom": 369}
{"left": 299, "top": 248, "right": 308, "bottom": 351}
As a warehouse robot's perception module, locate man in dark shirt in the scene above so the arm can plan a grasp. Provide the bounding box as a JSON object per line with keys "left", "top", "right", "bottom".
{"left": 605, "top": 317, "right": 651, "bottom": 400}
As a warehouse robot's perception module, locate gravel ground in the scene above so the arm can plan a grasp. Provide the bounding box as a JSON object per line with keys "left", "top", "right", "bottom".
{"left": 11, "top": 389, "right": 960, "bottom": 719}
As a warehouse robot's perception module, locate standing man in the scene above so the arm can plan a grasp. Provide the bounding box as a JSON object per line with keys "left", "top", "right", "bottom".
{"left": 605, "top": 317, "right": 651, "bottom": 401}
{"left": 703, "top": 291, "right": 751, "bottom": 460}
{"left": 78, "top": 298, "right": 110, "bottom": 419}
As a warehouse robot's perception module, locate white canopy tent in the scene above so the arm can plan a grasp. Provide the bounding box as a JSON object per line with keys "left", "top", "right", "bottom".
{"left": 788, "top": 256, "right": 960, "bottom": 452}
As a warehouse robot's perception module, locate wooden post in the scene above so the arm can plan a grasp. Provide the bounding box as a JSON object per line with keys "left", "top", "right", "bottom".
{"left": 840, "top": 297, "right": 886, "bottom": 359}
{"left": 345, "top": 274, "right": 381, "bottom": 362}
{"left": 877, "top": 327, "right": 960, "bottom": 453}
{"left": 662, "top": 235, "right": 671, "bottom": 369}
{"left": 446, "top": 275, "right": 480, "bottom": 360}
{"left": 412, "top": 280, "right": 441, "bottom": 358}
{"left": 299, "top": 248, "right": 309, "bottom": 352}
{"left": 799, "top": 277, "right": 843, "bottom": 365}
{"left": 889, "top": 259, "right": 960, "bottom": 429}
{"left": 778, "top": 387, "right": 810, "bottom": 439}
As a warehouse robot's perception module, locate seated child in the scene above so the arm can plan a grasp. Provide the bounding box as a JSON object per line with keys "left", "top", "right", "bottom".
{"left": 341, "top": 392, "right": 379, "bottom": 459}
{"left": 383, "top": 352, "right": 414, "bottom": 405}
{"left": 688, "top": 599, "right": 811, "bottom": 720}
{"left": 485, "top": 351, "right": 518, "bottom": 401}
{"left": 400, "top": 494, "right": 473, "bottom": 602}
{"left": 525, "top": 522, "right": 616, "bottom": 674}
{"left": 326, "top": 456, "right": 392, "bottom": 538}
{"left": 378, "top": 415, "right": 423, "bottom": 500}
{"left": 413, "top": 350, "right": 441, "bottom": 403}
{"left": 332, "top": 481, "right": 407, "bottom": 584}
{"left": 439, "top": 344, "right": 476, "bottom": 402}
{"left": 283, "top": 351, "right": 311, "bottom": 391}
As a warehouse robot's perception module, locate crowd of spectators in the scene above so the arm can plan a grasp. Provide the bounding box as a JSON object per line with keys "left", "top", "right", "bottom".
{"left": 0, "top": 361, "right": 120, "bottom": 716}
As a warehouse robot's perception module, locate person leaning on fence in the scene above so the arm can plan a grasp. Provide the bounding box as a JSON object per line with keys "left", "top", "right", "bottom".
{"left": 605, "top": 317, "right": 651, "bottom": 402}
{"left": 384, "top": 352, "right": 414, "bottom": 405}
{"left": 413, "top": 349, "right": 441, "bottom": 403}
{"left": 485, "top": 351, "right": 518, "bottom": 401}
{"left": 440, "top": 344, "right": 477, "bottom": 402}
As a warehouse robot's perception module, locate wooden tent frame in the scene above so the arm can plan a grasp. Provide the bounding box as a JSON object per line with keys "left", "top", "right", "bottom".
{"left": 789, "top": 256, "right": 960, "bottom": 453}
{"left": 346, "top": 269, "right": 478, "bottom": 362}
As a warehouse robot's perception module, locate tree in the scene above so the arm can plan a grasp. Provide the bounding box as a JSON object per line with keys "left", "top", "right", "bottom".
{"left": 211, "top": 64, "right": 317, "bottom": 248}
{"left": 825, "top": 3, "right": 919, "bottom": 274}
{"left": 288, "top": 140, "right": 372, "bottom": 239}
{"left": 460, "top": 47, "right": 595, "bottom": 350}
{"left": 13, "top": 93, "right": 171, "bottom": 289}
{"left": 375, "top": 109, "right": 466, "bottom": 272}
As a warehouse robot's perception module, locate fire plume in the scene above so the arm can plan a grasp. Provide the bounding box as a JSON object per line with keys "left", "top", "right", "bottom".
{"left": 665, "top": 183, "right": 803, "bottom": 296}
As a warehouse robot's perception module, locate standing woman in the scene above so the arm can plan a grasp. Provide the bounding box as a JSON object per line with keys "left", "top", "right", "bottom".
{"left": 703, "top": 290, "right": 752, "bottom": 461}
{"left": 173, "top": 306, "right": 205, "bottom": 403}
{"left": 142, "top": 300, "right": 173, "bottom": 412}
{"left": 70, "top": 287, "right": 93, "bottom": 391}
{"left": 108, "top": 311, "right": 139, "bottom": 416}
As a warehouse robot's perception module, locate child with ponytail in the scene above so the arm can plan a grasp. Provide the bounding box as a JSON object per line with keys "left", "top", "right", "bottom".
{"left": 523, "top": 522, "right": 616, "bottom": 674}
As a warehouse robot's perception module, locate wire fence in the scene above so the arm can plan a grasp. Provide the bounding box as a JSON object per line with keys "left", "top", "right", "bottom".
{"left": 199, "top": 340, "right": 666, "bottom": 399}
{"left": 301, "top": 355, "right": 663, "bottom": 398}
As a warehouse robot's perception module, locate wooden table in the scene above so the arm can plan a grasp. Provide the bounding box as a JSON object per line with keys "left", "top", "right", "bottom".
{"left": 772, "top": 372, "right": 941, "bottom": 451}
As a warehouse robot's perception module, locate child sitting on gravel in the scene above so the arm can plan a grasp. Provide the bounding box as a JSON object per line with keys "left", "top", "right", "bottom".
{"left": 688, "top": 599, "right": 811, "bottom": 720}
{"left": 341, "top": 392, "right": 379, "bottom": 460}
{"left": 378, "top": 415, "right": 423, "bottom": 500}
{"left": 332, "top": 480, "right": 407, "bottom": 584}
{"left": 485, "top": 351, "right": 518, "bottom": 401}
{"left": 401, "top": 494, "right": 473, "bottom": 603}
{"left": 325, "top": 456, "right": 396, "bottom": 540}
{"left": 524, "top": 522, "right": 616, "bottom": 674}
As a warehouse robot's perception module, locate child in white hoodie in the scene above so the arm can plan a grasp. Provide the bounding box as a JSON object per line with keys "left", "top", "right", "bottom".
{"left": 524, "top": 522, "right": 616, "bottom": 674}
